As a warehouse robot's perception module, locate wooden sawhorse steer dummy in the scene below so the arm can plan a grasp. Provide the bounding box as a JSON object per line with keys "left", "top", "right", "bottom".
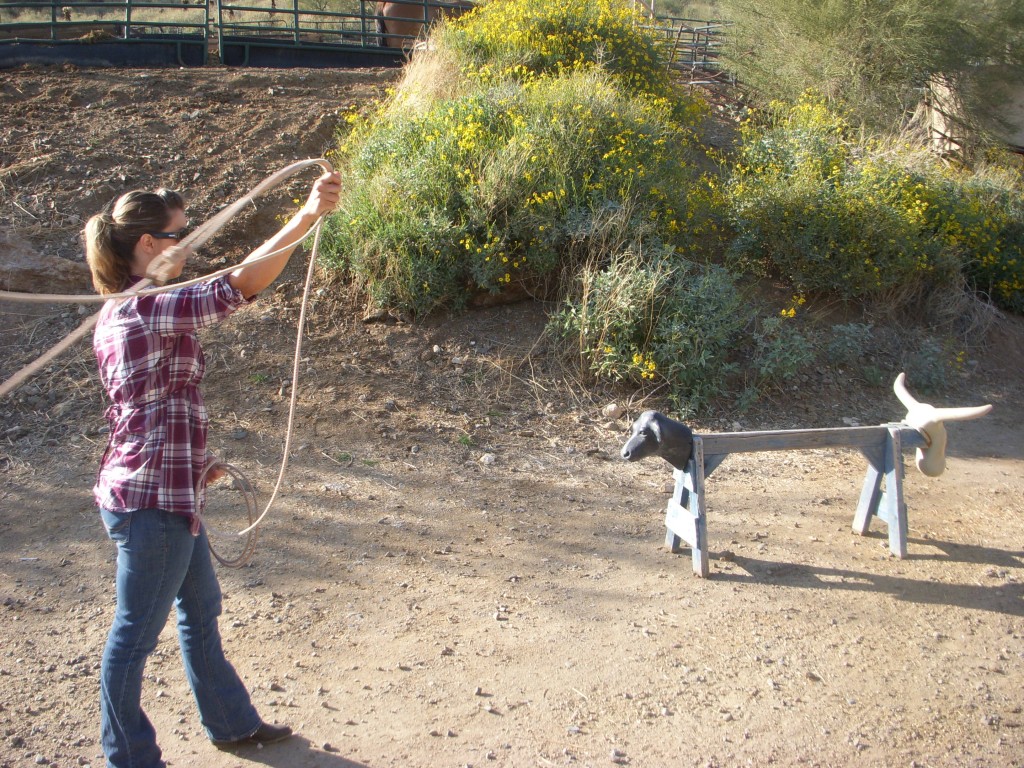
{"left": 620, "top": 373, "right": 992, "bottom": 577}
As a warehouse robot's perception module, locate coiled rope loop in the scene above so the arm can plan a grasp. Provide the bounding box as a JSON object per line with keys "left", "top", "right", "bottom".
{"left": 1, "top": 158, "right": 335, "bottom": 567}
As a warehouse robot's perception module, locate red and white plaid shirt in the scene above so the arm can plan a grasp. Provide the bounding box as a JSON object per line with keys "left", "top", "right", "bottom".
{"left": 93, "top": 276, "right": 250, "bottom": 526}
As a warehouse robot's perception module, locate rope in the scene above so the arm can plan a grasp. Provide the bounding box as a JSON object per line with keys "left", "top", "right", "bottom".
{"left": 1, "top": 158, "right": 335, "bottom": 567}
{"left": 197, "top": 459, "right": 260, "bottom": 568}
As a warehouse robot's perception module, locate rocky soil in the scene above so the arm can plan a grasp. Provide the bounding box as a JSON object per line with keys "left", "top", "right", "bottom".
{"left": 1, "top": 64, "right": 1023, "bottom": 768}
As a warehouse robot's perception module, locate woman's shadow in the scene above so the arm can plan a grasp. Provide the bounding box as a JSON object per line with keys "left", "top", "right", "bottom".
{"left": 220, "top": 735, "right": 371, "bottom": 767}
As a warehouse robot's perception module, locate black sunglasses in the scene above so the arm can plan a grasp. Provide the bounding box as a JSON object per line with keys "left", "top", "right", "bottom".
{"left": 148, "top": 227, "right": 189, "bottom": 242}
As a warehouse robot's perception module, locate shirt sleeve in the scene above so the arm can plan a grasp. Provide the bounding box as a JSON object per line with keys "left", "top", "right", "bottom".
{"left": 135, "top": 276, "right": 251, "bottom": 337}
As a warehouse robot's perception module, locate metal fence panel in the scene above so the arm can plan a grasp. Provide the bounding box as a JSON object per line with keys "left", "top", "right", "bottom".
{"left": 2, "top": 0, "right": 728, "bottom": 77}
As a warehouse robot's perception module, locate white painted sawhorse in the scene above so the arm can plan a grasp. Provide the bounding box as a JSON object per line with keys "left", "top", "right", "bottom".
{"left": 665, "top": 424, "right": 928, "bottom": 577}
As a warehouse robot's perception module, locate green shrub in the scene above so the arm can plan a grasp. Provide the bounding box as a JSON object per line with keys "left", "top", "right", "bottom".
{"left": 552, "top": 248, "right": 750, "bottom": 417}
{"left": 719, "top": 0, "right": 1024, "bottom": 142}
{"left": 726, "top": 93, "right": 1024, "bottom": 311}
{"left": 825, "top": 322, "right": 874, "bottom": 367}
{"left": 903, "top": 336, "right": 954, "bottom": 394}
{"left": 750, "top": 315, "right": 814, "bottom": 389}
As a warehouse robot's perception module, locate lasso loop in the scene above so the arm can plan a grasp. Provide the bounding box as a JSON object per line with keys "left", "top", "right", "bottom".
{"left": 198, "top": 459, "right": 260, "bottom": 568}
{"left": 1, "top": 158, "right": 335, "bottom": 567}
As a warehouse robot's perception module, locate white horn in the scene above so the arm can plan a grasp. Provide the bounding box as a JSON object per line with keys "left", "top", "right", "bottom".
{"left": 892, "top": 372, "right": 919, "bottom": 410}
{"left": 931, "top": 404, "right": 993, "bottom": 422}
{"left": 893, "top": 373, "right": 993, "bottom": 477}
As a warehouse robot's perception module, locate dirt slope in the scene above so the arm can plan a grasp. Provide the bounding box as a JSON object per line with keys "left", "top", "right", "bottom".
{"left": 1, "top": 65, "right": 1023, "bottom": 768}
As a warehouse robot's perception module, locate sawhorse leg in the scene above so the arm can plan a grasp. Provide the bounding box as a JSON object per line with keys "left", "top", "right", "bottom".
{"left": 664, "top": 437, "right": 710, "bottom": 577}
{"left": 852, "top": 426, "right": 908, "bottom": 557}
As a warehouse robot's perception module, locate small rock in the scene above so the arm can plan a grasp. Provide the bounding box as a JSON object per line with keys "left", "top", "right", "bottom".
{"left": 479, "top": 453, "right": 496, "bottom": 465}
{"left": 602, "top": 403, "right": 623, "bottom": 419}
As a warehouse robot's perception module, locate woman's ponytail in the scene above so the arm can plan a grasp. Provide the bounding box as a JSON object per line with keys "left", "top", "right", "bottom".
{"left": 84, "top": 211, "right": 130, "bottom": 295}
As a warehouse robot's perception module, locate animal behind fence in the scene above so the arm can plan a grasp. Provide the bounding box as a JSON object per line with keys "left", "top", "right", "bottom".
{"left": 374, "top": 0, "right": 473, "bottom": 50}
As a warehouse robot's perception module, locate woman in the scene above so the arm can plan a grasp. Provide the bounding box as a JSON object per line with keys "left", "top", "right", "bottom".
{"left": 85, "top": 170, "right": 341, "bottom": 767}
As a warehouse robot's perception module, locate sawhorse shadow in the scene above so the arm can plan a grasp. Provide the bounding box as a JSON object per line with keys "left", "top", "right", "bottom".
{"left": 705, "top": 536, "right": 1024, "bottom": 616}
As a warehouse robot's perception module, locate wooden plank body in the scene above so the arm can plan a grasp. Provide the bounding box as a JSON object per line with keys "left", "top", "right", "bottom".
{"left": 663, "top": 423, "right": 925, "bottom": 577}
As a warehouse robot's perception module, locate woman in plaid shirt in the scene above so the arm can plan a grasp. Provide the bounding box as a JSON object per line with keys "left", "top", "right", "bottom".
{"left": 85, "top": 170, "right": 340, "bottom": 768}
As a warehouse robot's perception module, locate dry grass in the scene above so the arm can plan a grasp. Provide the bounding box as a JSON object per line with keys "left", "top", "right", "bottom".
{"left": 385, "top": 34, "right": 469, "bottom": 114}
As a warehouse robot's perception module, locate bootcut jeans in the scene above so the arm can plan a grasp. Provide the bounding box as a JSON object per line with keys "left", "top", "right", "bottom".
{"left": 99, "top": 507, "right": 261, "bottom": 768}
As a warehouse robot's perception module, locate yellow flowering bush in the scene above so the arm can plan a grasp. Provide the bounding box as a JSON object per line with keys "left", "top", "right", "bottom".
{"left": 326, "top": 63, "right": 712, "bottom": 315}
{"left": 444, "top": 0, "right": 674, "bottom": 102}
{"left": 950, "top": 167, "right": 1024, "bottom": 314}
{"left": 727, "top": 92, "right": 1024, "bottom": 311}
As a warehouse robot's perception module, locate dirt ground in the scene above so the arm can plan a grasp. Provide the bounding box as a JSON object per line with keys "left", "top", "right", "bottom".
{"left": 1, "top": 64, "right": 1023, "bottom": 768}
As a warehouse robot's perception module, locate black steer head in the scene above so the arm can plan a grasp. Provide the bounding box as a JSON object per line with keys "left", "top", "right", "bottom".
{"left": 620, "top": 410, "right": 694, "bottom": 470}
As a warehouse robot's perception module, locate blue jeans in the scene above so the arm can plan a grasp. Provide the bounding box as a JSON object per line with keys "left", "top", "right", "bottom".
{"left": 100, "top": 508, "right": 261, "bottom": 768}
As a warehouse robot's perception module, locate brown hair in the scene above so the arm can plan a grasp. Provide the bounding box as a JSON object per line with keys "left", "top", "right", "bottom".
{"left": 84, "top": 188, "right": 184, "bottom": 294}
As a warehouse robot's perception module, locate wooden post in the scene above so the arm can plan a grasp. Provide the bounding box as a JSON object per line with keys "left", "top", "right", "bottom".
{"left": 664, "top": 436, "right": 709, "bottom": 577}
{"left": 852, "top": 426, "right": 909, "bottom": 557}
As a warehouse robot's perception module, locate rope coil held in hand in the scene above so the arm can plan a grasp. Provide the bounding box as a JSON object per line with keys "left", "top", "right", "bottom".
{"left": 1, "top": 158, "right": 335, "bottom": 567}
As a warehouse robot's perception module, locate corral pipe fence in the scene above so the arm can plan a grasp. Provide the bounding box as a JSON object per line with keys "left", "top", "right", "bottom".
{"left": 213, "top": 0, "right": 397, "bottom": 66}
{"left": 652, "top": 16, "right": 731, "bottom": 86}
{"left": 1, "top": 0, "right": 732, "bottom": 76}
{"left": 0, "top": 0, "right": 209, "bottom": 65}
{"left": 629, "top": 0, "right": 732, "bottom": 87}
{"left": 0, "top": 0, "right": 207, "bottom": 41}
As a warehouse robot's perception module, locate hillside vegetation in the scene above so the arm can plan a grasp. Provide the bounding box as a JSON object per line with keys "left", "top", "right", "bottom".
{"left": 321, "top": 0, "right": 1024, "bottom": 417}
